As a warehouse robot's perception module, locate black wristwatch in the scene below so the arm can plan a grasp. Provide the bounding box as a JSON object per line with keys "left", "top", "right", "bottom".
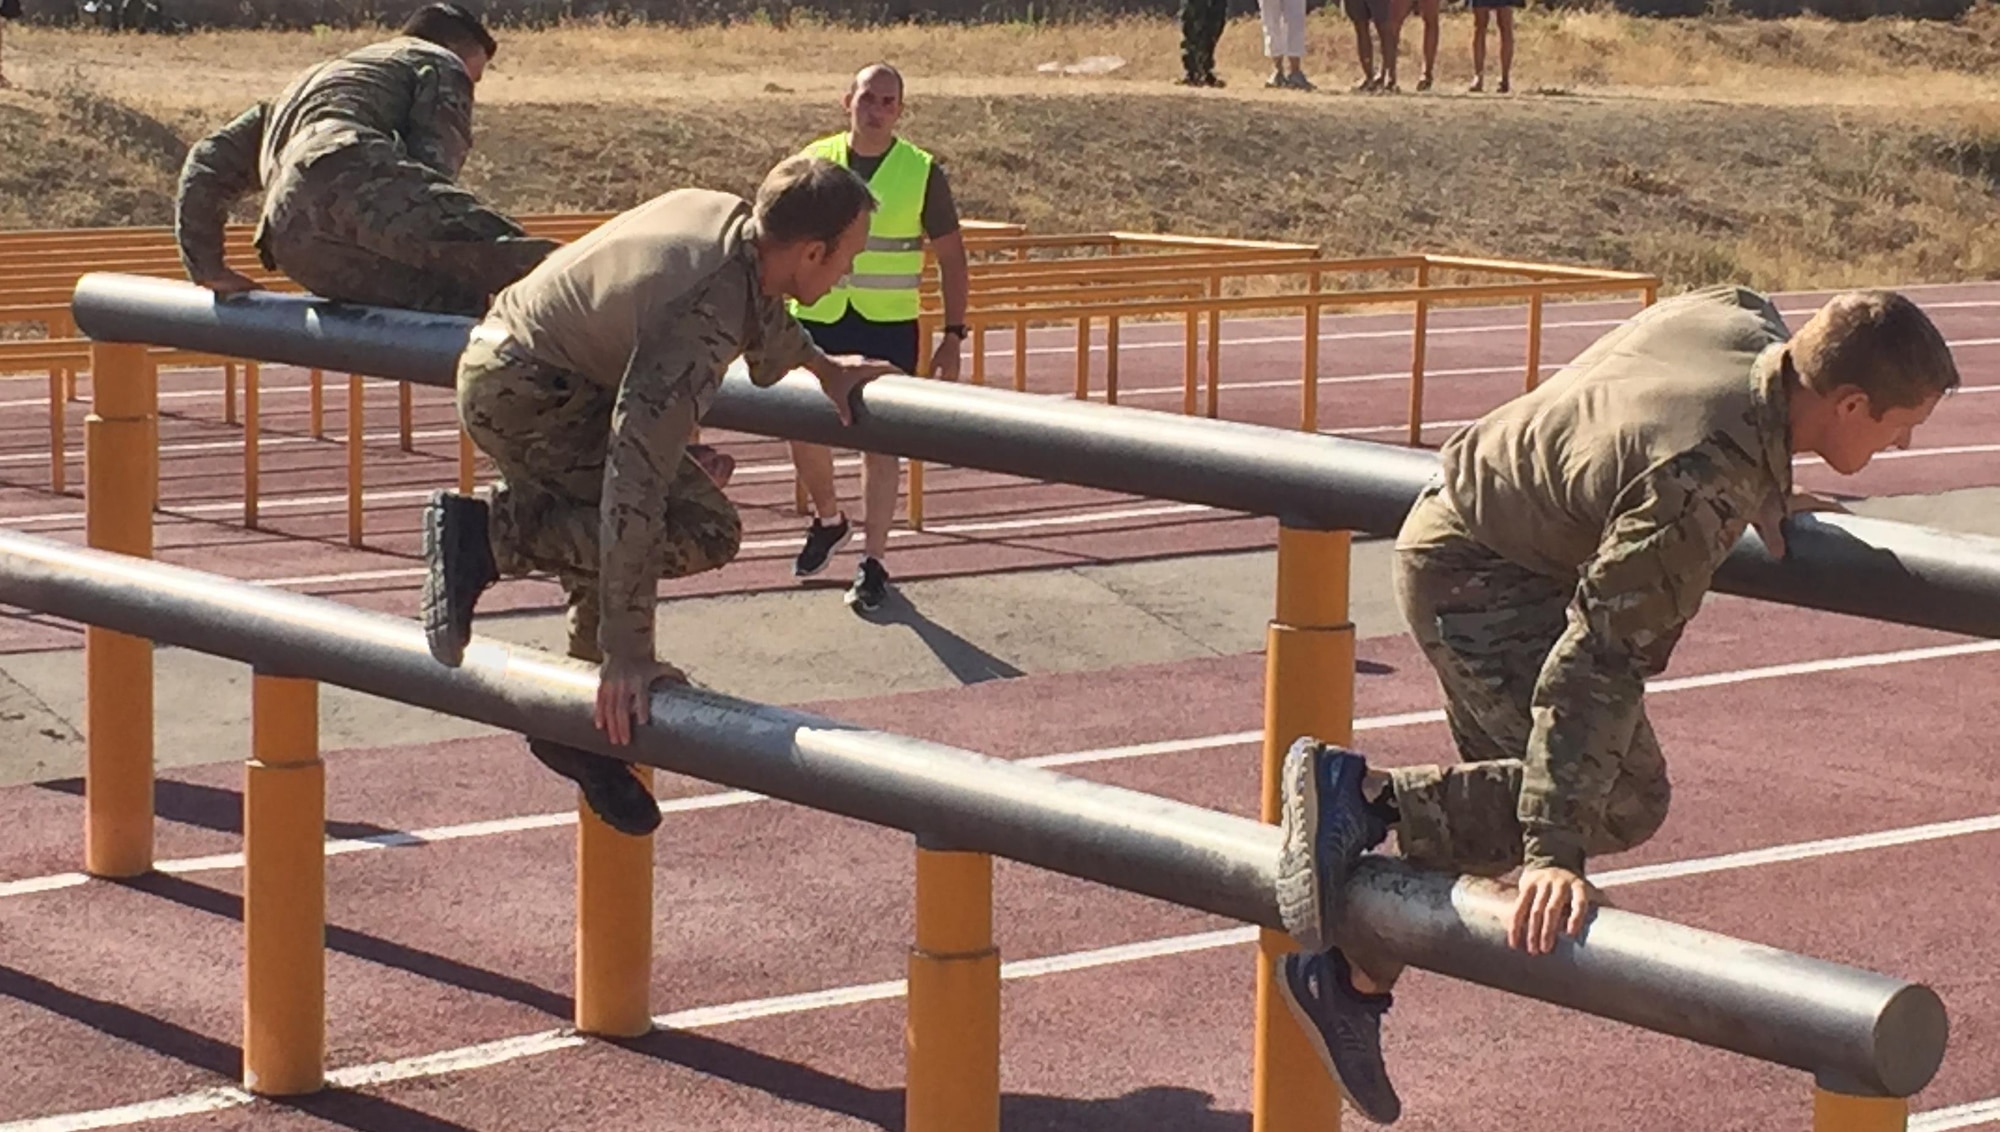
{"left": 942, "top": 324, "right": 969, "bottom": 340}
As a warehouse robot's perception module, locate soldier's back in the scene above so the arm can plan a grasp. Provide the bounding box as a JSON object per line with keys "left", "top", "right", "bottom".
{"left": 260, "top": 37, "right": 462, "bottom": 174}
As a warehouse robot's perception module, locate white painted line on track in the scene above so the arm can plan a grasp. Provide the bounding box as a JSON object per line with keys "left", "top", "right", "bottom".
{"left": 6, "top": 636, "right": 1995, "bottom": 902}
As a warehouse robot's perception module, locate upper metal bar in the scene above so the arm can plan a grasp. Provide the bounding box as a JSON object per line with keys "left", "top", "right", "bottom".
{"left": 68, "top": 272, "right": 2000, "bottom": 640}
{"left": 0, "top": 530, "right": 1947, "bottom": 1097}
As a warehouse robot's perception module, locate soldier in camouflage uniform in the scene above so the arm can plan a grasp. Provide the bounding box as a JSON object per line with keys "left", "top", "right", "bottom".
{"left": 420, "top": 155, "right": 901, "bottom": 834}
{"left": 1269, "top": 285, "right": 1959, "bottom": 1125}
{"left": 172, "top": 3, "right": 554, "bottom": 316}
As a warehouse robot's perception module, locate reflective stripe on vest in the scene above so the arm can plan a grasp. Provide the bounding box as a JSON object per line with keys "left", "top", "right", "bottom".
{"left": 790, "top": 133, "right": 930, "bottom": 324}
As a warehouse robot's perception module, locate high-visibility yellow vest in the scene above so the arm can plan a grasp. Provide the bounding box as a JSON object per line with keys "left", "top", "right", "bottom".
{"left": 790, "top": 132, "right": 931, "bottom": 324}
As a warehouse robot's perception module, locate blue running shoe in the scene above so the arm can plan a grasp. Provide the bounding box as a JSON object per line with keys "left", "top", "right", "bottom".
{"left": 1277, "top": 737, "right": 1388, "bottom": 953}
{"left": 1279, "top": 948, "right": 1402, "bottom": 1125}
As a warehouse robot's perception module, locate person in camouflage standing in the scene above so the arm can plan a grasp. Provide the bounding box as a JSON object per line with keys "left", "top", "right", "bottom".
{"left": 172, "top": 3, "right": 554, "bottom": 315}
{"left": 1178, "top": 0, "right": 1228, "bottom": 87}
{"left": 420, "top": 155, "right": 902, "bottom": 835}
{"left": 1267, "top": 285, "right": 1960, "bottom": 1125}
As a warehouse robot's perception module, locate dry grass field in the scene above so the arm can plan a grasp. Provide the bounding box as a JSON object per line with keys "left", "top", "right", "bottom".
{"left": 3, "top": 5, "right": 1998, "bottom": 289}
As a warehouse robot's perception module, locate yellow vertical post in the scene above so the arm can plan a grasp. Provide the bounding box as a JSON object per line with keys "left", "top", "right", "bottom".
{"left": 1183, "top": 309, "right": 1200, "bottom": 416}
{"left": 1524, "top": 290, "right": 1545, "bottom": 392}
{"left": 1105, "top": 316, "right": 1121, "bottom": 406}
{"left": 457, "top": 430, "right": 476, "bottom": 495}
{"left": 223, "top": 362, "right": 238, "bottom": 426}
{"left": 346, "top": 376, "right": 364, "bottom": 548}
{"left": 1642, "top": 282, "right": 1659, "bottom": 308}
{"left": 47, "top": 369, "right": 65, "bottom": 494}
{"left": 574, "top": 772, "right": 655, "bottom": 1038}
{"left": 1253, "top": 525, "right": 1353, "bottom": 1132}
{"left": 243, "top": 674, "right": 324, "bottom": 1096}
{"left": 243, "top": 362, "right": 260, "bottom": 529}
{"left": 309, "top": 369, "right": 324, "bottom": 440}
{"left": 971, "top": 324, "right": 987, "bottom": 387}
{"left": 1205, "top": 275, "right": 1222, "bottom": 418}
{"left": 1407, "top": 262, "right": 1431, "bottom": 448}
{"left": 1301, "top": 273, "right": 1323, "bottom": 432}
{"left": 397, "top": 382, "right": 414, "bottom": 452}
{"left": 1013, "top": 318, "right": 1028, "bottom": 393}
{"left": 84, "top": 341, "right": 156, "bottom": 878}
{"left": 1812, "top": 1089, "right": 1906, "bottom": 1132}
{"left": 1074, "top": 316, "right": 1091, "bottom": 400}
{"left": 906, "top": 841, "right": 1000, "bottom": 1132}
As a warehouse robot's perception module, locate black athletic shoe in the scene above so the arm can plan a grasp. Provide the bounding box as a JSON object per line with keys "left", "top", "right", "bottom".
{"left": 1277, "top": 737, "right": 1389, "bottom": 954}
{"left": 846, "top": 557, "right": 889, "bottom": 613}
{"left": 421, "top": 490, "right": 499, "bottom": 667}
{"left": 793, "top": 515, "right": 851, "bottom": 578}
{"left": 1279, "top": 947, "right": 1401, "bottom": 1125}
{"left": 527, "top": 738, "right": 661, "bottom": 837}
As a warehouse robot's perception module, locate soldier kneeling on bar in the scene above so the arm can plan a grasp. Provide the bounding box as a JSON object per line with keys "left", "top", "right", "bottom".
{"left": 1269, "top": 285, "right": 1960, "bottom": 1124}
{"left": 419, "top": 155, "right": 902, "bottom": 834}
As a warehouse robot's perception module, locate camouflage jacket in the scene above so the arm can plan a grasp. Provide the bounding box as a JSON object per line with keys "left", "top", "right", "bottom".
{"left": 172, "top": 36, "right": 477, "bottom": 282}
{"left": 1419, "top": 285, "right": 1795, "bottom": 872}
{"left": 483, "top": 189, "right": 829, "bottom": 662}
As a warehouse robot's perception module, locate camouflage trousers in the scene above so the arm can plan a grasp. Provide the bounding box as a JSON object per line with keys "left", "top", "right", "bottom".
{"left": 456, "top": 332, "right": 742, "bottom": 662}
{"left": 261, "top": 140, "right": 558, "bottom": 318}
{"left": 1386, "top": 486, "right": 1672, "bottom": 877}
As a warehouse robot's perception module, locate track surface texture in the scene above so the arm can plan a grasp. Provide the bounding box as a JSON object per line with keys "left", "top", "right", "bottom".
{"left": 1, "top": 284, "right": 1998, "bottom": 1131}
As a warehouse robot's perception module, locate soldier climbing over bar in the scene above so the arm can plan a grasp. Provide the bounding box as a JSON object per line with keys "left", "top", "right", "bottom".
{"left": 1270, "top": 285, "right": 1961, "bottom": 1124}
{"left": 172, "top": 2, "right": 555, "bottom": 316}
{"left": 419, "top": 155, "right": 901, "bottom": 835}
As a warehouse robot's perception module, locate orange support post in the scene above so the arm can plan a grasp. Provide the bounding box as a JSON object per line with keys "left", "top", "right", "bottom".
{"left": 1074, "top": 317, "right": 1091, "bottom": 400}
{"left": 243, "top": 673, "right": 324, "bottom": 1095}
{"left": 309, "top": 369, "right": 324, "bottom": 440}
{"left": 398, "top": 381, "right": 414, "bottom": 452}
{"left": 346, "top": 376, "right": 364, "bottom": 548}
{"left": 48, "top": 369, "right": 65, "bottom": 494}
{"left": 1813, "top": 1089, "right": 1906, "bottom": 1132}
{"left": 1253, "top": 525, "right": 1353, "bottom": 1132}
{"left": 1301, "top": 278, "right": 1323, "bottom": 432}
{"left": 905, "top": 843, "right": 1000, "bottom": 1132}
{"left": 575, "top": 773, "right": 655, "bottom": 1038}
{"left": 1205, "top": 276, "right": 1222, "bottom": 418}
{"left": 1407, "top": 262, "right": 1431, "bottom": 448}
{"left": 458, "top": 429, "right": 476, "bottom": 495}
{"left": 971, "top": 325, "right": 987, "bottom": 387}
{"left": 1183, "top": 310, "right": 1200, "bottom": 416}
{"left": 84, "top": 341, "right": 156, "bottom": 878}
{"left": 1105, "top": 317, "right": 1121, "bottom": 406}
{"left": 1524, "top": 290, "right": 1545, "bottom": 392}
{"left": 223, "top": 362, "right": 238, "bottom": 426}
{"left": 243, "top": 362, "right": 261, "bottom": 529}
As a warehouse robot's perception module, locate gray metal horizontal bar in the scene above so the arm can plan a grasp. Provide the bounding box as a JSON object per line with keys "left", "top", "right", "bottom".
{"left": 68, "top": 272, "right": 2000, "bottom": 640}
{"left": 0, "top": 530, "right": 1947, "bottom": 1097}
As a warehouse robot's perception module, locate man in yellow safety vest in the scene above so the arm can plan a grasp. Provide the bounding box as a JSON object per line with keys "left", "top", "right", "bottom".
{"left": 787, "top": 62, "right": 971, "bottom": 613}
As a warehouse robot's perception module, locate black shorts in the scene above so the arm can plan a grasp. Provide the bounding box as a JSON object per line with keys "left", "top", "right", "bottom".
{"left": 799, "top": 309, "right": 922, "bottom": 375}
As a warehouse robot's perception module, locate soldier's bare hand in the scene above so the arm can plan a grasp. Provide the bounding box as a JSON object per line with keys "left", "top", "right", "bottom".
{"left": 1752, "top": 491, "right": 1851, "bottom": 560}
{"left": 594, "top": 656, "right": 689, "bottom": 747}
{"left": 811, "top": 355, "right": 901, "bottom": 426}
{"left": 1509, "top": 867, "right": 1596, "bottom": 955}
{"left": 200, "top": 269, "right": 261, "bottom": 297}
{"left": 929, "top": 338, "right": 963, "bottom": 383}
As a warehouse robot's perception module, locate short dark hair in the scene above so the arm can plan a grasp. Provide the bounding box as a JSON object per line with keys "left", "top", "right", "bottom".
{"left": 1793, "top": 289, "right": 1960, "bottom": 414}
{"left": 402, "top": 3, "right": 497, "bottom": 59}
{"left": 753, "top": 155, "right": 878, "bottom": 249}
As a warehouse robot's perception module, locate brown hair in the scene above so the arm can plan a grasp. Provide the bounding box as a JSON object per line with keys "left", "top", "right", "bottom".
{"left": 1792, "top": 290, "right": 1959, "bottom": 414}
{"left": 753, "top": 155, "right": 877, "bottom": 249}
{"left": 401, "top": 3, "right": 498, "bottom": 59}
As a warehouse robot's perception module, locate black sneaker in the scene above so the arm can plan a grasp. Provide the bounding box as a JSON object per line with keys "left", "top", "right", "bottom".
{"left": 846, "top": 557, "right": 889, "bottom": 613}
{"left": 793, "top": 514, "right": 851, "bottom": 578}
{"left": 1276, "top": 737, "right": 1388, "bottom": 954}
{"left": 1279, "top": 948, "right": 1401, "bottom": 1125}
{"left": 421, "top": 490, "right": 499, "bottom": 667}
{"left": 527, "top": 738, "right": 661, "bottom": 837}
